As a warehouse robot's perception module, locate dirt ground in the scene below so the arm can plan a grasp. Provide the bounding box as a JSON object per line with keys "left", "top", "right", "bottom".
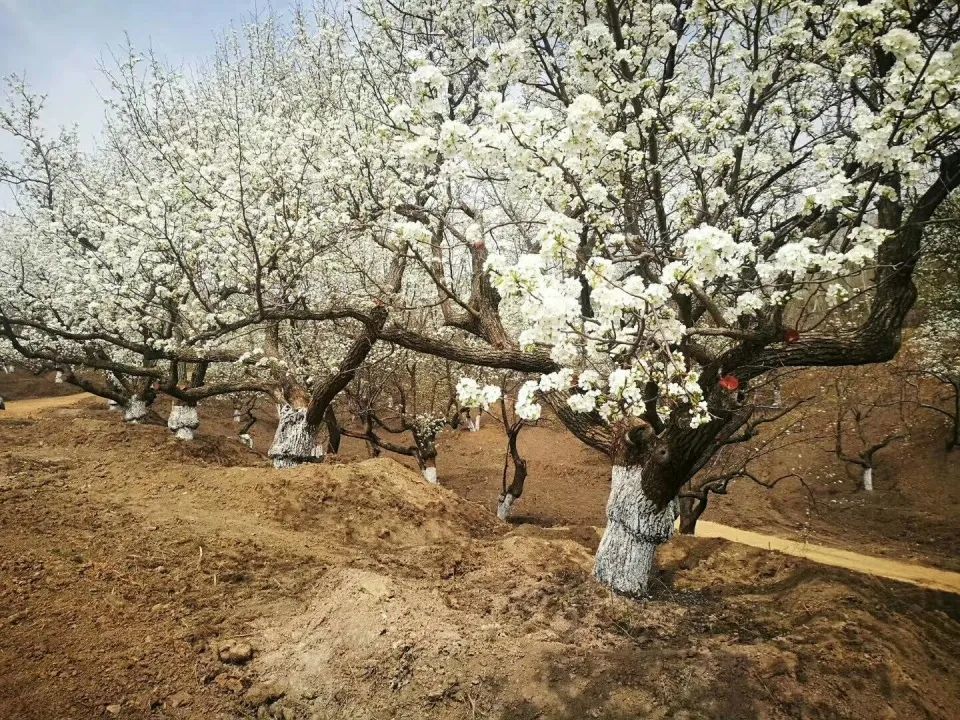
{"left": 4, "top": 359, "right": 958, "bottom": 577}
{"left": 1, "top": 392, "right": 960, "bottom": 719}
{"left": 362, "top": 368, "right": 960, "bottom": 575}
{"left": 156, "top": 359, "right": 960, "bottom": 576}
{"left": 0, "top": 368, "right": 84, "bottom": 401}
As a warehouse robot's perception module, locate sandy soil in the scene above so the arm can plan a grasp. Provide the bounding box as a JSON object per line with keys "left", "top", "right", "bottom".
{"left": 8, "top": 359, "right": 958, "bottom": 580}
{"left": 1, "top": 396, "right": 960, "bottom": 719}
{"left": 693, "top": 520, "right": 960, "bottom": 594}
{"left": 0, "top": 368, "right": 82, "bottom": 401}
{"left": 2, "top": 393, "right": 88, "bottom": 417}
{"left": 12, "top": 392, "right": 960, "bottom": 594}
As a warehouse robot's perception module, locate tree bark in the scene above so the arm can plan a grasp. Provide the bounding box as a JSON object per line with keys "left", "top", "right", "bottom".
{"left": 466, "top": 409, "right": 480, "bottom": 431}
{"left": 324, "top": 405, "right": 342, "bottom": 454}
{"left": 167, "top": 402, "right": 200, "bottom": 440}
{"left": 952, "top": 381, "right": 960, "bottom": 450}
{"left": 268, "top": 404, "right": 323, "bottom": 468}
{"left": 594, "top": 465, "right": 678, "bottom": 597}
{"left": 124, "top": 396, "right": 149, "bottom": 424}
{"left": 861, "top": 466, "right": 874, "bottom": 492}
{"left": 677, "top": 495, "right": 701, "bottom": 535}
{"left": 496, "top": 494, "right": 516, "bottom": 520}
{"left": 498, "top": 422, "right": 527, "bottom": 520}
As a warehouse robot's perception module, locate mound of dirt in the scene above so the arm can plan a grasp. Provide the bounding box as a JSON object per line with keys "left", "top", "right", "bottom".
{"left": 243, "top": 531, "right": 960, "bottom": 720}
{"left": 255, "top": 457, "right": 503, "bottom": 547}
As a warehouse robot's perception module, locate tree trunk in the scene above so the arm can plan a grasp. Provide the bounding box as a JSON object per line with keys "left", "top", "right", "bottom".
{"left": 167, "top": 403, "right": 200, "bottom": 441}
{"left": 952, "top": 381, "right": 960, "bottom": 450}
{"left": 239, "top": 433, "right": 254, "bottom": 449}
{"left": 107, "top": 399, "right": 120, "bottom": 412}
{"left": 124, "top": 396, "right": 149, "bottom": 424}
{"left": 268, "top": 404, "right": 323, "bottom": 468}
{"left": 594, "top": 465, "right": 677, "bottom": 597}
{"left": 467, "top": 410, "right": 480, "bottom": 432}
{"left": 324, "top": 405, "right": 342, "bottom": 454}
{"left": 677, "top": 495, "right": 700, "bottom": 535}
{"left": 861, "top": 466, "right": 874, "bottom": 492}
{"left": 498, "top": 426, "right": 527, "bottom": 521}
{"left": 422, "top": 458, "right": 438, "bottom": 485}
{"left": 497, "top": 493, "right": 516, "bottom": 520}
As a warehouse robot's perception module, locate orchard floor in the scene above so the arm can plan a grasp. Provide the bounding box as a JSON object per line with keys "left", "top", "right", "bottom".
{"left": 1, "top": 395, "right": 960, "bottom": 719}
{"left": 5, "top": 367, "right": 959, "bottom": 575}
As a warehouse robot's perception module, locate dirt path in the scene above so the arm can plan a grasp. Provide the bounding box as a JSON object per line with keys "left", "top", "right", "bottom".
{"left": 694, "top": 520, "right": 960, "bottom": 594}
{"left": 1, "top": 393, "right": 88, "bottom": 417}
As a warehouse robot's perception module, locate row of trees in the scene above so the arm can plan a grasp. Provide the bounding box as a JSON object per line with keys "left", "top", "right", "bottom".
{"left": 1, "top": 0, "right": 958, "bottom": 596}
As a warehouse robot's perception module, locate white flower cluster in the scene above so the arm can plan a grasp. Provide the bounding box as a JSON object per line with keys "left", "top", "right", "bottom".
{"left": 455, "top": 377, "right": 502, "bottom": 410}
{"left": 412, "top": 414, "right": 447, "bottom": 441}
{"left": 516, "top": 380, "right": 542, "bottom": 422}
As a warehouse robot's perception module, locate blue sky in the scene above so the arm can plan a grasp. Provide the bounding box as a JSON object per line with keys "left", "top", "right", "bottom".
{"left": 0, "top": 0, "right": 285, "bottom": 149}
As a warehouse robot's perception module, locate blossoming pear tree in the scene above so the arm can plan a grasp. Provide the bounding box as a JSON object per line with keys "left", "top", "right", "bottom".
{"left": 0, "top": 22, "right": 406, "bottom": 451}
{"left": 339, "top": 349, "right": 486, "bottom": 482}
{"left": 456, "top": 377, "right": 503, "bottom": 432}
{"left": 0, "top": 75, "right": 277, "bottom": 432}
{"left": 343, "top": 0, "right": 960, "bottom": 594}
{"left": 0, "top": 1, "right": 957, "bottom": 598}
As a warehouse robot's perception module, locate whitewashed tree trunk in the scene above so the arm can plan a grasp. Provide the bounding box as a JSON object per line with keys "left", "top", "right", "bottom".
{"left": 239, "top": 433, "right": 254, "bottom": 449}
{"left": 54, "top": 371, "right": 63, "bottom": 384}
{"left": 268, "top": 404, "right": 323, "bottom": 469}
{"left": 107, "top": 399, "right": 121, "bottom": 412}
{"left": 497, "top": 492, "right": 517, "bottom": 520}
{"left": 124, "top": 397, "right": 149, "bottom": 424}
{"left": 167, "top": 404, "right": 200, "bottom": 440}
{"left": 861, "top": 466, "right": 873, "bottom": 492}
{"left": 233, "top": 409, "right": 242, "bottom": 423}
{"left": 593, "top": 465, "right": 677, "bottom": 597}
{"left": 470, "top": 414, "right": 480, "bottom": 432}
{"left": 420, "top": 457, "right": 439, "bottom": 484}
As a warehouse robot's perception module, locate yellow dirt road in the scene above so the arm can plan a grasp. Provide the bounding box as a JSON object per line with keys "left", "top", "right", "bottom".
{"left": 1, "top": 393, "right": 89, "bottom": 417}
{"left": 694, "top": 520, "right": 960, "bottom": 594}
